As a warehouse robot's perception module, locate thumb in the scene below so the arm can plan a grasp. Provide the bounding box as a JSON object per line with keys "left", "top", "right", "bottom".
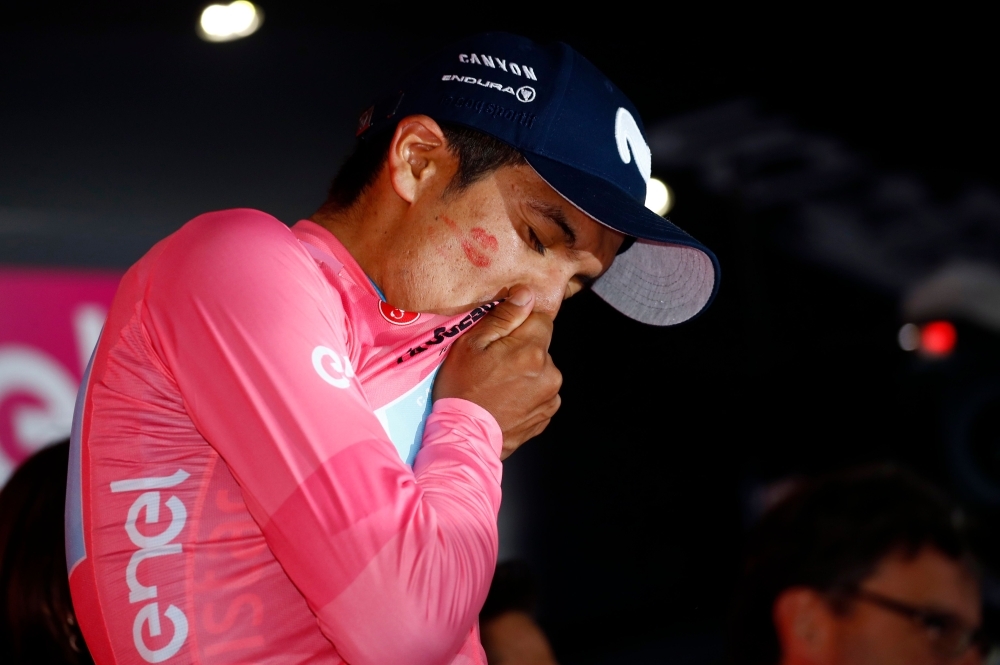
{"left": 468, "top": 286, "right": 534, "bottom": 348}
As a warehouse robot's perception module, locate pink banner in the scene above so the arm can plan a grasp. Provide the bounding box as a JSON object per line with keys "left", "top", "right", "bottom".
{"left": 0, "top": 268, "right": 122, "bottom": 486}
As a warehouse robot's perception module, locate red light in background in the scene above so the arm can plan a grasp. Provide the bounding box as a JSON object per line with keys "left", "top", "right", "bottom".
{"left": 920, "top": 320, "right": 957, "bottom": 357}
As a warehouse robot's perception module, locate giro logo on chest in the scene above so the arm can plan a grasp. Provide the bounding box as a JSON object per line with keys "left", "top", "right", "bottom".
{"left": 379, "top": 301, "right": 421, "bottom": 326}
{"left": 312, "top": 346, "right": 355, "bottom": 389}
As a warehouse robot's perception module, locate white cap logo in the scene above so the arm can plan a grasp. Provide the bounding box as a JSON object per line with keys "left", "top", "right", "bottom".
{"left": 614, "top": 107, "right": 651, "bottom": 185}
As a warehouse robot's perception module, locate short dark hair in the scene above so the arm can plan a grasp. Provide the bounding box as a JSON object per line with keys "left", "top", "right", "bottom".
{"left": 729, "top": 465, "right": 973, "bottom": 665}
{"left": 322, "top": 121, "right": 525, "bottom": 211}
{"left": 0, "top": 440, "right": 93, "bottom": 664}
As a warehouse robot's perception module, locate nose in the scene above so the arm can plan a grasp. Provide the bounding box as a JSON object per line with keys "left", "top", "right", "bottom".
{"left": 534, "top": 291, "right": 562, "bottom": 320}
{"left": 528, "top": 276, "right": 570, "bottom": 320}
{"left": 523, "top": 255, "right": 603, "bottom": 320}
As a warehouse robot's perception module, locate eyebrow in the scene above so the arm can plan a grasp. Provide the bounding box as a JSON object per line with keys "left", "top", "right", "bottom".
{"left": 528, "top": 201, "right": 577, "bottom": 248}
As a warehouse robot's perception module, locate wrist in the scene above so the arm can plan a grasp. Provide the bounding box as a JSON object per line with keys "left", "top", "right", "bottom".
{"left": 430, "top": 398, "right": 503, "bottom": 458}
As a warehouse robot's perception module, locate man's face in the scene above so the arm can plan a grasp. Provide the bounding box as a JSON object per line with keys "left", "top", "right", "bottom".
{"left": 379, "top": 159, "right": 625, "bottom": 318}
{"left": 830, "top": 547, "right": 982, "bottom": 665}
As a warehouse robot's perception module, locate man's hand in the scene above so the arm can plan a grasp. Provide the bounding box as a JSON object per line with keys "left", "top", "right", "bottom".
{"left": 434, "top": 286, "right": 562, "bottom": 460}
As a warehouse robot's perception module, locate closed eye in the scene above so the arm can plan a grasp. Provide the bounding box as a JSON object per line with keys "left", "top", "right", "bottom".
{"left": 528, "top": 228, "right": 546, "bottom": 255}
{"left": 919, "top": 613, "right": 953, "bottom": 632}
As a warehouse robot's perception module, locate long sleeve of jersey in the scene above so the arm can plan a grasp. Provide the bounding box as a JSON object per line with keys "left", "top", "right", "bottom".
{"left": 138, "top": 212, "right": 503, "bottom": 665}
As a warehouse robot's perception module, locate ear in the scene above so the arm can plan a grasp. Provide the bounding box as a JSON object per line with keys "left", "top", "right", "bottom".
{"left": 773, "top": 587, "right": 837, "bottom": 665}
{"left": 387, "top": 114, "right": 452, "bottom": 204}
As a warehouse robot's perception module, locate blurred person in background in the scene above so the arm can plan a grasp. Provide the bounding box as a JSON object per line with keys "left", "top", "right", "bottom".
{"left": 0, "top": 440, "right": 92, "bottom": 665}
{"left": 480, "top": 561, "right": 558, "bottom": 665}
{"left": 730, "top": 466, "right": 985, "bottom": 665}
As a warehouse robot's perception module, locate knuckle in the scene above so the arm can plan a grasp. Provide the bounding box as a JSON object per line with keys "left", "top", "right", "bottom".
{"left": 527, "top": 346, "right": 547, "bottom": 366}
{"left": 549, "top": 368, "right": 563, "bottom": 392}
{"left": 546, "top": 396, "right": 562, "bottom": 416}
{"left": 513, "top": 345, "right": 544, "bottom": 370}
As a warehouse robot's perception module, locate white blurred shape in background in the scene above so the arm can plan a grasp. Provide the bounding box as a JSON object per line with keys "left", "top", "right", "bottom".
{"left": 645, "top": 177, "right": 674, "bottom": 216}
{"left": 198, "top": 1, "right": 262, "bottom": 43}
{"left": 0, "top": 348, "right": 78, "bottom": 484}
{"left": 74, "top": 305, "right": 105, "bottom": 373}
{"left": 897, "top": 323, "right": 921, "bottom": 351}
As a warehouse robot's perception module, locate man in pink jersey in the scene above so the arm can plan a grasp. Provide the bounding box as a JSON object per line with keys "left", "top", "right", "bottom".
{"left": 67, "top": 33, "right": 719, "bottom": 664}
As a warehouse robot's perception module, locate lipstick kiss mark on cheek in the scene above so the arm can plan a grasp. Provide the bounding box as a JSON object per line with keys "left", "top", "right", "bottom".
{"left": 461, "top": 241, "right": 491, "bottom": 268}
{"left": 439, "top": 217, "right": 497, "bottom": 267}
{"left": 470, "top": 227, "right": 499, "bottom": 251}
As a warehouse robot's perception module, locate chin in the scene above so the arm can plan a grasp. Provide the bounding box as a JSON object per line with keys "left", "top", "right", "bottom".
{"left": 422, "top": 294, "right": 496, "bottom": 317}
{"left": 426, "top": 303, "right": 484, "bottom": 317}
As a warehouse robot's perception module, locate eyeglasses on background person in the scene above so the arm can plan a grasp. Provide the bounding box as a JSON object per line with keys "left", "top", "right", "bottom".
{"left": 730, "top": 465, "right": 987, "bottom": 665}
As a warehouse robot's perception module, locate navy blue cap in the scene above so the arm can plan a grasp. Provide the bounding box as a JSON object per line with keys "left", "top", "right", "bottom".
{"left": 358, "top": 32, "right": 719, "bottom": 326}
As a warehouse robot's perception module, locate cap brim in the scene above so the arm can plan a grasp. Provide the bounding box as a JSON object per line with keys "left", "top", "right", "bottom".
{"left": 524, "top": 152, "right": 720, "bottom": 326}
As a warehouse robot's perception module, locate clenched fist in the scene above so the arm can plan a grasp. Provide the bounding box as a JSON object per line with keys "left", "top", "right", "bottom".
{"left": 433, "top": 286, "right": 562, "bottom": 460}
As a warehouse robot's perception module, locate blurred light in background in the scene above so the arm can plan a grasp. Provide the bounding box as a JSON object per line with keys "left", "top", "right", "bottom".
{"left": 645, "top": 177, "right": 673, "bottom": 216}
{"left": 198, "top": 1, "right": 262, "bottom": 42}
{"left": 921, "top": 320, "right": 957, "bottom": 357}
{"left": 897, "top": 323, "right": 921, "bottom": 351}
{"left": 899, "top": 320, "right": 958, "bottom": 357}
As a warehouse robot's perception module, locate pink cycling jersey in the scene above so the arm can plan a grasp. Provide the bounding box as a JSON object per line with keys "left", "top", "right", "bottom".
{"left": 66, "top": 209, "right": 504, "bottom": 665}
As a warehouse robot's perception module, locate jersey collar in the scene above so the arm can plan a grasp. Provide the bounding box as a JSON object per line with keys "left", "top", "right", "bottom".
{"left": 290, "top": 220, "right": 383, "bottom": 301}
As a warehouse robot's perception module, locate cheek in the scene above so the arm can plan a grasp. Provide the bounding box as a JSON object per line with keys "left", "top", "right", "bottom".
{"left": 423, "top": 225, "right": 501, "bottom": 299}
{"left": 437, "top": 215, "right": 507, "bottom": 270}
{"left": 843, "top": 611, "right": 929, "bottom": 665}
{"left": 417, "top": 204, "right": 536, "bottom": 305}
{"left": 459, "top": 227, "right": 499, "bottom": 268}
{"left": 460, "top": 236, "right": 493, "bottom": 268}
{"left": 470, "top": 227, "right": 499, "bottom": 251}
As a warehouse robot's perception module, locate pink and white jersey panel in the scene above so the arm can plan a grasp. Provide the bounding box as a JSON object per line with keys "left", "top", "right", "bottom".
{"left": 66, "top": 210, "right": 503, "bottom": 665}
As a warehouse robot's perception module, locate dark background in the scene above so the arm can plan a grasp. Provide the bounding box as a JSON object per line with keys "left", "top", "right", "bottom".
{"left": 4, "top": 4, "right": 1000, "bottom": 663}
